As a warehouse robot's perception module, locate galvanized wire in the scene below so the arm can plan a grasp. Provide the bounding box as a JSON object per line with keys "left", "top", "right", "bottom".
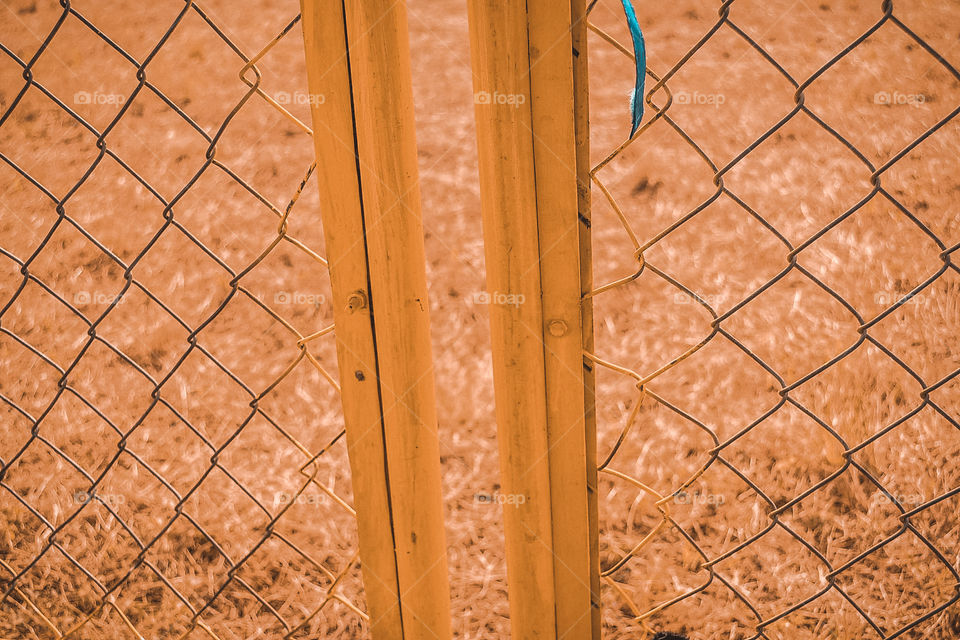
{"left": 585, "top": 0, "right": 960, "bottom": 637}
{"left": 0, "top": 1, "right": 366, "bottom": 638}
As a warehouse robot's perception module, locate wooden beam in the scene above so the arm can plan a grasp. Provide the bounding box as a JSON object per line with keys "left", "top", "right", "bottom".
{"left": 466, "top": 1, "right": 559, "bottom": 638}
{"left": 527, "top": 1, "right": 594, "bottom": 637}
{"left": 300, "top": 2, "right": 452, "bottom": 638}
{"left": 570, "top": 0, "right": 602, "bottom": 634}
{"left": 467, "top": 1, "right": 597, "bottom": 637}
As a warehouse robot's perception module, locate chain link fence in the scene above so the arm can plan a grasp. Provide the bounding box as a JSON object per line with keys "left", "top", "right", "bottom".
{"left": 0, "top": 1, "right": 368, "bottom": 637}
{"left": 584, "top": 0, "right": 960, "bottom": 638}
{"left": 5, "top": 1, "right": 960, "bottom": 639}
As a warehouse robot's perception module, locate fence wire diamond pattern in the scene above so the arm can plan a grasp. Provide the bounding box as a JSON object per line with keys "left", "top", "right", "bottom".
{"left": 584, "top": 0, "right": 960, "bottom": 637}
{"left": 0, "top": 2, "right": 366, "bottom": 638}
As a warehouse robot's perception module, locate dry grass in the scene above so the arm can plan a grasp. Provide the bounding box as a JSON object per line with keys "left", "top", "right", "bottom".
{"left": 587, "top": 1, "right": 960, "bottom": 637}
{"left": 0, "top": 1, "right": 363, "bottom": 638}
{"left": 0, "top": 0, "right": 958, "bottom": 639}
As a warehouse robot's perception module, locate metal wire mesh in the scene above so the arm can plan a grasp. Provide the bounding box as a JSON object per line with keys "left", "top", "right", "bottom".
{"left": 584, "top": 0, "right": 960, "bottom": 637}
{"left": 0, "top": 1, "right": 367, "bottom": 637}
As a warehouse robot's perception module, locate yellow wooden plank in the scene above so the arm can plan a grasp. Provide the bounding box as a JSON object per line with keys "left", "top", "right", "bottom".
{"left": 301, "top": 2, "right": 452, "bottom": 638}
{"left": 525, "top": 1, "right": 594, "bottom": 637}
{"left": 298, "top": 2, "right": 404, "bottom": 638}
{"left": 466, "top": 1, "right": 559, "bottom": 638}
{"left": 340, "top": 2, "right": 452, "bottom": 639}
{"left": 569, "top": 0, "right": 601, "bottom": 634}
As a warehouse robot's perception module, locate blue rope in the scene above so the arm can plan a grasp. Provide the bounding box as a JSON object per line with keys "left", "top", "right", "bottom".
{"left": 620, "top": 0, "right": 646, "bottom": 137}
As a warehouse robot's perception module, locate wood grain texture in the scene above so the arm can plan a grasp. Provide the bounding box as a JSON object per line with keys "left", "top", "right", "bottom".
{"left": 466, "top": 1, "right": 558, "bottom": 638}
{"left": 467, "top": 1, "right": 597, "bottom": 637}
{"left": 301, "top": 2, "right": 452, "bottom": 638}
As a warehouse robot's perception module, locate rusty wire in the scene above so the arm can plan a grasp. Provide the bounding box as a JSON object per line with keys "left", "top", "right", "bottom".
{"left": 0, "top": 1, "right": 366, "bottom": 638}
{"left": 585, "top": 0, "right": 960, "bottom": 638}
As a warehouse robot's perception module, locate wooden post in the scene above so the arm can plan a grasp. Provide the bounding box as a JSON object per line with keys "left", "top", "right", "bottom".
{"left": 466, "top": 1, "right": 597, "bottom": 638}
{"left": 570, "top": 0, "right": 602, "bottom": 634}
{"left": 300, "top": 2, "right": 452, "bottom": 639}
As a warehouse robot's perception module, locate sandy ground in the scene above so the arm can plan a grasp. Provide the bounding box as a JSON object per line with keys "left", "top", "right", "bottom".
{"left": 1, "top": 0, "right": 958, "bottom": 638}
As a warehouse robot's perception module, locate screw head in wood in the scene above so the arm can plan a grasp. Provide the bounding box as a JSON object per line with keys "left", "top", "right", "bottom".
{"left": 548, "top": 319, "right": 568, "bottom": 337}
{"left": 346, "top": 290, "right": 368, "bottom": 312}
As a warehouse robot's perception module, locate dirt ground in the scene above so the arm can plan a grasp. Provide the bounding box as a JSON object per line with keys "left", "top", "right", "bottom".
{"left": 1, "top": 0, "right": 958, "bottom": 639}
